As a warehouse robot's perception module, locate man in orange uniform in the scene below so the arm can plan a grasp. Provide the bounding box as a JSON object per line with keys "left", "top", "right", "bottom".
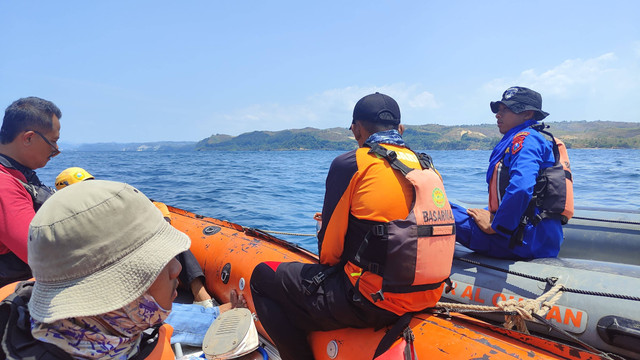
{"left": 251, "top": 93, "right": 446, "bottom": 360}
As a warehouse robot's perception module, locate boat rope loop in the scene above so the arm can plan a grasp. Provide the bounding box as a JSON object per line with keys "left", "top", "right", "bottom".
{"left": 436, "top": 283, "right": 565, "bottom": 334}
{"left": 499, "top": 283, "right": 564, "bottom": 333}
{"left": 435, "top": 285, "right": 626, "bottom": 360}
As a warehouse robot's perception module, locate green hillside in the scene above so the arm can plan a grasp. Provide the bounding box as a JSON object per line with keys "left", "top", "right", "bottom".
{"left": 195, "top": 121, "right": 640, "bottom": 151}
{"left": 196, "top": 127, "right": 357, "bottom": 151}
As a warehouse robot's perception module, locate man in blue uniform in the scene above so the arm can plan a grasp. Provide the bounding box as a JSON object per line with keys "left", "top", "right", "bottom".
{"left": 451, "top": 86, "right": 563, "bottom": 259}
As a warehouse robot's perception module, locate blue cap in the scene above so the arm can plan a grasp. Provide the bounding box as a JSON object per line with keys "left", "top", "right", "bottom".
{"left": 490, "top": 86, "right": 549, "bottom": 120}
{"left": 352, "top": 92, "right": 401, "bottom": 124}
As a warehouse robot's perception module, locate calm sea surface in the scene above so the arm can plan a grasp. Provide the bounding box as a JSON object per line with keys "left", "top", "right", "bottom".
{"left": 38, "top": 149, "right": 640, "bottom": 254}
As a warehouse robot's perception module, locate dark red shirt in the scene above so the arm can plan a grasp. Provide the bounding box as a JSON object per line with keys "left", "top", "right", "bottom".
{"left": 0, "top": 161, "right": 35, "bottom": 262}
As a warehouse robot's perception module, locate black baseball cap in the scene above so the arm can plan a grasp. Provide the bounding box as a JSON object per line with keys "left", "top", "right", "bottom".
{"left": 490, "top": 86, "right": 549, "bottom": 120}
{"left": 352, "top": 92, "right": 401, "bottom": 125}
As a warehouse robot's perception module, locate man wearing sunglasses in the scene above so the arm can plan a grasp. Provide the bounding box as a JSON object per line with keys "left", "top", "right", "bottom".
{"left": 0, "top": 96, "right": 61, "bottom": 286}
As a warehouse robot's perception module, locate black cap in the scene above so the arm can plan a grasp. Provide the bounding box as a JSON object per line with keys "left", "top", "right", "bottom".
{"left": 352, "top": 92, "right": 401, "bottom": 124}
{"left": 490, "top": 86, "right": 549, "bottom": 120}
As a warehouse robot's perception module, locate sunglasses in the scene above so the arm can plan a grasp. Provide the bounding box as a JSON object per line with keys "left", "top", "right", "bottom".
{"left": 32, "top": 130, "right": 61, "bottom": 158}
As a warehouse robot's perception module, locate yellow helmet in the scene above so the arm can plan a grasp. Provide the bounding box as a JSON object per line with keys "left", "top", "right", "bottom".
{"left": 55, "top": 167, "right": 95, "bottom": 190}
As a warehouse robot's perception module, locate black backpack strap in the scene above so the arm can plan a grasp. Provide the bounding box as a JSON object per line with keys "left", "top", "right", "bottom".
{"left": 373, "top": 312, "right": 414, "bottom": 359}
{"left": 15, "top": 178, "right": 55, "bottom": 212}
{"left": 416, "top": 152, "right": 434, "bottom": 171}
{"left": 353, "top": 223, "right": 386, "bottom": 276}
{"left": 531, "top": 123, "right": 563, "bottom": 169}
{"left": 365, "top": 142, "right": 416, "bottom": 176}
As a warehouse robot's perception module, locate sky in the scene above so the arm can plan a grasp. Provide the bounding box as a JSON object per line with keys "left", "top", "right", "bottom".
{"left": 1, "top": 1, "right": 639, "bottom": 144}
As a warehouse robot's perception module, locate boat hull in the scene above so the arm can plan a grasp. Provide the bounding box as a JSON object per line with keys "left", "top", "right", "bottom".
{"left": 444, "top": 245, "right": 640, "bottom": 359}
{"left": 169, "top": 206, "right": 612, "bottom": 360}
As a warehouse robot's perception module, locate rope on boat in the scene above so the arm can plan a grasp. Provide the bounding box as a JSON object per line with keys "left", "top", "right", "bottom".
{"left": 255, "top": 229, "right": 316, "bottom": 237}
{"left": 455, "top": 256, "right": 551, "bottom": 283}
{"left": 437, "top": 287, "right": 623, "bottom": 360}
{"left": 455, "top": 256, "right": 640, "bottom": 302}
{"left": 571, "top": 216, "right": 640, "bottom": 226}
{"left": 435, "top": 285, "right": 625, "bottom": 360}
{"left": 436, "top": 283, "right": 565, "bottom": 334}
{"left": 561, "top": 287, "right": 640, "bottom": 301}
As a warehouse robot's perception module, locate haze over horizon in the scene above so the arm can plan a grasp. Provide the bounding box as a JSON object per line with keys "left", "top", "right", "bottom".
{"left": 2, "top": 1, "right": 639, "bottom": 143}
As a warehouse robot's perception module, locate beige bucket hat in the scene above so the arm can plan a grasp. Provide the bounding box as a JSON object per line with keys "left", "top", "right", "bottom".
{"left": 28, "top": 180, "right": 191, "bottom": 323}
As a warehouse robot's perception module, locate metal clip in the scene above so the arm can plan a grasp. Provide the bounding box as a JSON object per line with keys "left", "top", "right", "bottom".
{"left": 370, "top": 290, "right": 385, "bottom": 303}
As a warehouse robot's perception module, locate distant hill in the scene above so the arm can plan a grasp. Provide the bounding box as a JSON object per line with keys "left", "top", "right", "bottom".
{"left": 64, "top": 121, "right": 640, "bottom": 151}
{"left": 195, "top": 127, "right": 355, "bottom": 151}
{"left": 63, "top": 141, "right": 197, "bottom": 152}
{"left": 195, "top": 121, "right": 640, "bottom": 151}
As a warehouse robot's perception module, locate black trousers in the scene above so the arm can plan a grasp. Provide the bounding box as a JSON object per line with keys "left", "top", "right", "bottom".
{"left": 175, "top": 250, "right": 205, "bottom": 290}
{"left": 250, "top": 262, "right": 398, "bottom": 360}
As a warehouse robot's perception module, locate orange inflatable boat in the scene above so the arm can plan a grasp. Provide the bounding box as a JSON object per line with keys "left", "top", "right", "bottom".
{"left": 169, "top": 206, "right": 614, "bottom": 360}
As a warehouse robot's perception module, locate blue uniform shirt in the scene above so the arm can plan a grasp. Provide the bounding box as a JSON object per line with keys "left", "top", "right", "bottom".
{"left": 490, "top": 121, "right": 564, "bottom": 258}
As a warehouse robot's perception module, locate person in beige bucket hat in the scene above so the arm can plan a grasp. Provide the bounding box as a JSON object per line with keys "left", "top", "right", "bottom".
{"left": 54, "top": 166, "right": 220, "bottom": 309}
{"left": 1, "top": 179, "right": 191, "bottom": 359}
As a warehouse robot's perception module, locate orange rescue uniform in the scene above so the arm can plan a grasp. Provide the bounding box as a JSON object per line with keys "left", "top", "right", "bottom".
{"left": 318, "top": 144, "right": 445, "bottom": 315}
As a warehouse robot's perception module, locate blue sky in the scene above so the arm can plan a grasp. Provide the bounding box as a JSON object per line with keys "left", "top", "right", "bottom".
{"left": 1, "top": 1, "right": 639, "bottom": 143}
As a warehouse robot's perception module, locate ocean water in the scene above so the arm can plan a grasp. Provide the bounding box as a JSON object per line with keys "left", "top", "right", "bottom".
{"left": 38, "top": 149, "right": 640, "bottom": 253}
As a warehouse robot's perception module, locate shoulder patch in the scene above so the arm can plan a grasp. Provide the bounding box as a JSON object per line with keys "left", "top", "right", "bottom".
{"left": 511, "top": 131, "right": 529, "bottom": 154}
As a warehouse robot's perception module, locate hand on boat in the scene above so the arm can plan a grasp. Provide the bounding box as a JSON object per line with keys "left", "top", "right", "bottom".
{"left": 230, "top": 289, "right": 248, "bottom": 309}
{"left": 219, "top": 289, "right": 248, "bottom": 313}
{"left": 467, "top": 208, "right": 496, "bottom": 234}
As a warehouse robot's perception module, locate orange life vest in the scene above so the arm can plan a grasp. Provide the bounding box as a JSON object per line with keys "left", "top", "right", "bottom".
{"left": 145, "top": 324, "right": 176, "bottom": 360}
{"left": 533, "top": 125, "right": 574, "bottom": 224}
{"left": 347, "top": 143, "right": 455, "bottom": 309}
{"left": 489, "top": 124, "right": 574, "bottom": 225}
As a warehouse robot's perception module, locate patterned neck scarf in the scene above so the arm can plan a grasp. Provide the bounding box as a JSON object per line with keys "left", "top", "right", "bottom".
{"left": 365, "top": 129, "right": 406, "bottom": 147}
{"left": 31, "top": 293, "right": 170, "bottom": 360}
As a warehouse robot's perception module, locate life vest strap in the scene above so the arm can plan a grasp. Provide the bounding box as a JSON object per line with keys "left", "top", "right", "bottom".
{"left": 372, "top": 312, "right": 414, "bottom": 359}
{"left": 532, "top": 212, "right": 570, "bottom": 226}
{"left": 366, "top": 142, "right": 416, "bottom": 176}
{"left": 382, "top": 281, "right": 444, "bottom": 294}
{"left": 564, "top": 169, "right": 572, "bottom": 182}
{"left": 417, "top": 224, "right": 455, "bottom": 237}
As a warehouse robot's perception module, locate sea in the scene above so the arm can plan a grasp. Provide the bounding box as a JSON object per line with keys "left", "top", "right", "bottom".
{"left": 37, "top": 149, "right": 640, "bottom": 254}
